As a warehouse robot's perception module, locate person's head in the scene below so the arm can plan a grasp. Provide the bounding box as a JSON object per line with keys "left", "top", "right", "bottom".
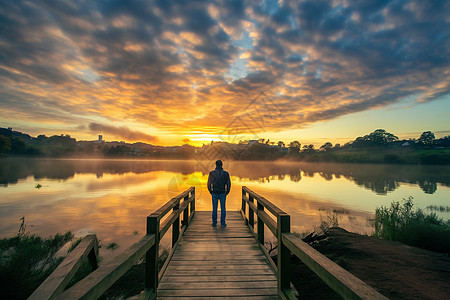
{"left": 215, "top": 160, "right": 223, "bottom": 168}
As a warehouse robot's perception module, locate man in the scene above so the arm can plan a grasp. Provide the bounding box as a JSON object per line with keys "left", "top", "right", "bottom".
{"left": 207, "top": 160, "right": 231, "bottom": 228}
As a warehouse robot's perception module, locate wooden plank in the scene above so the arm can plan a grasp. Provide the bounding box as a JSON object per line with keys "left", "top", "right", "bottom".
{"left": 157, "top": 209, "right": 278, "bottom": 299}
{"left": 28, "top": 234, "right": 98, "bottom": 300}
{"left": 282, "top": 233, "right": 388, "bottom": 300}
{"left": 158, "top": 281, "right": 277, "bottom": 290}
{"left": 56, "top": 234, "right": 155, "bottom": 300}
{"left": 171, "top": 255, "right": 266, "bottom": 261}
{"left": 158, "top": 296, "right": 278, "bottom": 300}
{"left": 168, "top": 260, "right": 272, "bottom": 266}
{"left": 163, "top": 269, "right": 275, "bottom": 276}
{"left": 158, "top": 288, "right": 278, "bottom": 297}
{"left": 160, "top": 275, "right": 276, "bottom": 283}
{"left": 165, "top": 264, "right": 272, "bottom": 271}
{"left": 174, "top": 250, "right": 263, "bottom": 255}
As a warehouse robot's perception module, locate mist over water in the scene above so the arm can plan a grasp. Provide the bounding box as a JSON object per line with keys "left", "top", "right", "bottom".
{"left": 1, "top": 158, "right": 449, "bottom": 259}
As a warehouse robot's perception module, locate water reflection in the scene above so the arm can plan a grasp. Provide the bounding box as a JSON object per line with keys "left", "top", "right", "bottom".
{"left": 1, "top": 158, "right": 449, "bottom": 260}
{"left": 1, "top": 158, "right": 449, "bottom": 195}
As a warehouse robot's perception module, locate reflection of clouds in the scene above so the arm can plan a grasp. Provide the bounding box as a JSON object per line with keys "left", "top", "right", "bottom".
{"left": 1, "top": 159, "right": 450, "bottom": 257}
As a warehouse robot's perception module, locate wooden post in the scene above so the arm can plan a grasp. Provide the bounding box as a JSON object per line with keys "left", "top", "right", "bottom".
{"left": 248, "top": 194, "right": 255, "bottom": 229}
{"left": 191, "top": 188, "right": 195, "bottom": 214}
{"left": 241, "top": 189, "right": 246, "bottom": 214}
{"left": 172, "top": 199, "right": 180, "bottom": 247}
{"left": 257, "top": 200, "right": 264, "bottom": 245}
{"left": 87, "top": 247, "right": 98, "bottom": 271}
{"left": 183, "top": 195, "right": 189, "bottom": 228}
{"left": 145, "top": 215, "right": 159, "bottom": 297}
{"left": 277, "top": 214, "right": 291, "bottom": 297}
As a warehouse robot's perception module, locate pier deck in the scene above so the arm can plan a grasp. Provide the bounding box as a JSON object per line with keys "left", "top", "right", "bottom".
{"left": 157, "top": 211, "right": 278, "bottom": 299}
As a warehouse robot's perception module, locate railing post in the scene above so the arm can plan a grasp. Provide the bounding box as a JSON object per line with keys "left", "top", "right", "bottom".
{"left": 183, "top": 194, "right": 189, "bottom": 228}
{"left": 191, "top": 188, "right": 195, "bottom": 214}
{"left": 145, "top": 215, "right": 159, "bottom": 297}
{"left": 277, "top": 214, "right": 291, "bottom": 296}
{"left": 241, "top": 188, "right": 246, "bottom": 214}
{"left": 172, "top": 199, "right": 180, "bottom": 247}
{"left": 257, "top": 200, "right": 264, "bottom": 245}
{"left": 248, "top": 194, "right": 255, "bottom": 229}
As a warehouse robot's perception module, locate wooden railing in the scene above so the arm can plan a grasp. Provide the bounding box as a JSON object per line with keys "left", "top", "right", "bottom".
{"left": 241, "top": 186, "right": 388, "bottom": 300}
{"left": 28, "top": 234, "right": 98, "bottom": 300}
{"left": 32, "top": 187, "right": 196, "bottom": 300}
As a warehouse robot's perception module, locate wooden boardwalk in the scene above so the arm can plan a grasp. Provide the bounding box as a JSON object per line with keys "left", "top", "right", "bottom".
{"left": 35, "top": 187, "right": 388, "bottom": 300}
{"left": 157, "top": 211, "right": 278, "bottom": 299}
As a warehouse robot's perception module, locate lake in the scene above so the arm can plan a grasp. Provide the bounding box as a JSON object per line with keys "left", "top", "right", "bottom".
{"left": 1, "top": 158, "right": 449, "bottom": 260}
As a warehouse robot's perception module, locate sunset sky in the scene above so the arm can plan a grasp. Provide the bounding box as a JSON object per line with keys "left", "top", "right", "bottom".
{"left": 0, "top": 0, "right": 449, "bottom": 147}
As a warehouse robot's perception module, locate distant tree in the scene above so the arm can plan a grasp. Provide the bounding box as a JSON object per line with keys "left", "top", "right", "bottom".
{"left": 277, "top": 141, "right": 285, "bottom": 148}
{"left": 418, "top": 131, "right": 435, "bottom": 146}
{"left": 320, "top": 142, "right": 333, "bottom": 151}
{"left": 288, "top": 141, "right": 301, "bottom": 153}
{"left": 10, "top": 137, "right": 26, "bottom": 154}
{"left": 436, "top": 136, "right": 450, "bottom": 148}
{"left": 334, "top": 143, "right": 341, "bottom": 149}
{"left": 258, "top": 138, "right": 265, "bottom": 143}
{"left": 353, "top": 129, "right": 398, "bottom": 147}
{"left": 302, "top": 144, "right": 315, "bottom": 153}
{"left": 0, "top": 134, "right": 11, "bottom": 154}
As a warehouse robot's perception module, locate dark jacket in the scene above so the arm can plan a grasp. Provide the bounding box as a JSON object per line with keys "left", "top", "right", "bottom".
{"left": 207, "top": 167, "right": 231, "bottom": 194}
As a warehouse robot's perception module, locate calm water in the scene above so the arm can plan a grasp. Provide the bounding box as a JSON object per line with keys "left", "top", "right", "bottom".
{"left": 1, "top": 158, "right": 449, "bottom": 259}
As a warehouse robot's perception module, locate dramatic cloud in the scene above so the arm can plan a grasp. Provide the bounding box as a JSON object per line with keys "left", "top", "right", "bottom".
{"left": 89, "top": 123, "right": 158, "bottom": 143}
{"left": 0, "top": 0, "right": 448, "bottom": 141}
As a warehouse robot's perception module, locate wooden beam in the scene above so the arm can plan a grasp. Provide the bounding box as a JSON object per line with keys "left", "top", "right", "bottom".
{"left": 282, "top": 233, "right": 388, "bottom": 300}
{"left": 257, "top": 210, "right": 277, "bottom": 236}
{"left": 243, "top": 186, "right": 287, "bottom": 218}
{"left": 55, "top": 234, "right": 155, "bottom": 300}
{"left": 277, "top": 215, "right": 290, "bottom": 297}
{"left": 28, "top": 234, "right": 98, "bottom": 300}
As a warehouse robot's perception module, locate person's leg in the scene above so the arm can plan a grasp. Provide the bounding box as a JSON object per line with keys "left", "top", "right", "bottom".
{"left": 219, "top": 193, "right": 227, "bottom": 226}
{"left": 211, "top": 193, "right": 218, "bottom": 226}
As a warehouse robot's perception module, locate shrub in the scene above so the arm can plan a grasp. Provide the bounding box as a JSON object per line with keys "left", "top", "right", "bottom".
{"left": 374, "top": 197, "right": 450, "bottom": 253}
{"left": 0, "top": 231, "right": 74, "bottom": 299}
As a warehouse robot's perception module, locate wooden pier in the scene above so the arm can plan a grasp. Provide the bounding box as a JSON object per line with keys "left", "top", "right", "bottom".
{"left": 157, "top": 211, "right": 278, "bottom": 299}
{"left": 31, "top": 187, "right": 388, "bottom": 300}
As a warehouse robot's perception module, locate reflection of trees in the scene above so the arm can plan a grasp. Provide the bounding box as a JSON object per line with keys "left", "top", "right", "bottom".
{"left": 319, "top": 172, "right": 333, "bottom": 181}
{"left": 418, "top": 179, "right": 437, "bottom": 194}
{"left": 1, "top": 159, "right": 449, "bottom": 195}
{"left": 353, "top": 179, "right": 399, "bottom": 195}
{"left": 289, "top": 170, "right": 301, "bottom": 182}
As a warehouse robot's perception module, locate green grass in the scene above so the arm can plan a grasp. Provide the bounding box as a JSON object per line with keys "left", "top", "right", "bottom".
{"left": 374, "top": 197, "right": 450, "bottom": 253}
{"left": 0, "top": 231, "right": 74, "bottom": 299}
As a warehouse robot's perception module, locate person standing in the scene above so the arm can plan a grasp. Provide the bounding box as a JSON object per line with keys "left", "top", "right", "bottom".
{"left": 207, "top": 160, "right": 231, "bottom": 227}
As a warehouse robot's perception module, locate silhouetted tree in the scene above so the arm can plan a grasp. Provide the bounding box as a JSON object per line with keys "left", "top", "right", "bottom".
{"left": 418, "top": 131, "right": 435, "bottom": 146}
{"left": 320, "top": 142, "right": 333, "bottom": 151}
{"left": 288, "top": 141, "right": 301, "bottom": 154}
{"left": 0, "top": 135, "right": 11, "bottom": 154}
{"left": 353, "top": 129, "right": 398, "bottom": 147}
{"left": 277, "top": 141, "right": 285, "bottom": 148}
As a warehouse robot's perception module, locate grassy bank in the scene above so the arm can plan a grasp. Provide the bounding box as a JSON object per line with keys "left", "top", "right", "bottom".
{"left": 374, "top": 197, "right": 450, "bottom": 253}
{"left": 0, "top": 231, "right": 75, "bottom": 299}
{"left": 297, "top": 148, "right": 450, "bottom": 165}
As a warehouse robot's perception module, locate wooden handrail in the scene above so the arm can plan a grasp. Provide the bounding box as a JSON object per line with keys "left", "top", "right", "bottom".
{"left": 28, "top": 234, "right": 98, "bottom": 300}
{"left": 56, "top": 234, "right": 155, "bottom": 300}
{"left": 241, "top": 186, "right": 388, "bottom": 300}
{"left": 33, "top": 187, "right": 196, "bottom": 300}
{"left": 145, "top": 187, "right": 195, "bottom": 298}
{"left": 283, "top": 233, "right": 388, "bottom": 300}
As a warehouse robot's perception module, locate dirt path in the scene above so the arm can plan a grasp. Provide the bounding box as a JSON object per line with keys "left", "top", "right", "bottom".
{"left": 290, "top": 228, "right": 450, "bottom": 299}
